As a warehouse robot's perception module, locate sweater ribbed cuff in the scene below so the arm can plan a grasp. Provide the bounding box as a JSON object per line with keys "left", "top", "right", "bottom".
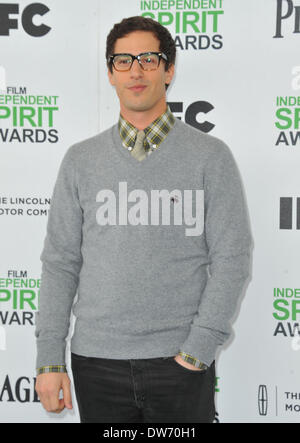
{"left": 35, "top": 339, "right": 66, "bottom": 370}
{"left": 179, "top": 327, "right": 219, "bottom": 367}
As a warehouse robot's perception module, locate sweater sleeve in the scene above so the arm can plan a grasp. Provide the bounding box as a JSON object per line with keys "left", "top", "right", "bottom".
{"left": 179, "top": 138, "right": 253, "bottom": 367}
{"left": 35, "top": 145, "right": 83, "bottom": 369}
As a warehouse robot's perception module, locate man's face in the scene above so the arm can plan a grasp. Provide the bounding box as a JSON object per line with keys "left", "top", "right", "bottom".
{"left": 108, "top": 31, "right": 174, "bottom": 115}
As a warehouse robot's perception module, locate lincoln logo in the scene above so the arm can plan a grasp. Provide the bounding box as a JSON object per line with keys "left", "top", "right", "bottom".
{"left": 258, "top": 385, "right": 268, "bottom": 416}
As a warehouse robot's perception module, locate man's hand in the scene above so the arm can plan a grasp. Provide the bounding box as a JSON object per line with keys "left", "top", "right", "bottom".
{"left": 174, "top": 354, "right": 203, "bottom": 371}
{"left": 35, "top": 372, "right": 73, "bottom": 413}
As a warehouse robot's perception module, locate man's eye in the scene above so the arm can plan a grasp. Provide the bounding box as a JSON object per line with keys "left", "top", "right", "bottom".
{"left": 142, "top": 57, "right": 155, "bottom": 64}
{"left": 116, "top": 58, "right": 131, "bottom": 64}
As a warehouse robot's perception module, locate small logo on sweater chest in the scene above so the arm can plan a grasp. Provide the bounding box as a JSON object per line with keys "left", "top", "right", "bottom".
{"left": 95, "top": 182, "right": 204, "bottom": 237}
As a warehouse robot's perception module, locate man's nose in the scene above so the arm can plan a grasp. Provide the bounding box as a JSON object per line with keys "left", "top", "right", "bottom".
{"left": 130, "top": 59, "right": 144, "bottom": 78}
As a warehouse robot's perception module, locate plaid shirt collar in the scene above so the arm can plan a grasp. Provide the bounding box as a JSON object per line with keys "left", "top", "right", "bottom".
{"left": 118, "top": 105, "right": 175, "bottom": 150}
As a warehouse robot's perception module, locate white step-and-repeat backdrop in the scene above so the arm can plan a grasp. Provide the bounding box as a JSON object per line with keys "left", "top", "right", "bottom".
{"left": 1, "top": 0, "right": 300, "bottom": 423}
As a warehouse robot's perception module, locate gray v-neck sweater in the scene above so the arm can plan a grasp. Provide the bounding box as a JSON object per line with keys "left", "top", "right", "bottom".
{"left": 35, "top": 117, "right": 253, "bottom": 369}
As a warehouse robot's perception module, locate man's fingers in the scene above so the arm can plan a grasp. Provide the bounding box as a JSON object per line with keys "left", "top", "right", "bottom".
{"left": 62, "top": 379, "right": 73, "bottom": 409}
{"left": 57, "top": 398, "right": 66, "bottom": 412}
{"left": 42, "top": 386, "right": 72, "bottom": 413}
{"left": 42, "top": 389, "right": 63, "bottom": 413}
{"left": 35, "top": 373, "right": 73, "bottom": 413}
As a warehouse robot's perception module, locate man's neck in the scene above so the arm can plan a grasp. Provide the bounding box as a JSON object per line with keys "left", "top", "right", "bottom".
{"left": 120, "top": 100, "right": 168, "bottom": 130}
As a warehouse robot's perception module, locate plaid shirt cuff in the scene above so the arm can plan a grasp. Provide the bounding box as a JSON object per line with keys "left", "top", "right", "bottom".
{"left": 36, "top": 365, "right": 67, "bottom": 375}
{"left": 178, "top": 352, "right": 208, "bottom": 370}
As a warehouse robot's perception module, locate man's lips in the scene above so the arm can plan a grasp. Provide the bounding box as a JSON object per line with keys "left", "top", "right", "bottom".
{"left": 128, "top": 85, "right": 147, "bottom": 92}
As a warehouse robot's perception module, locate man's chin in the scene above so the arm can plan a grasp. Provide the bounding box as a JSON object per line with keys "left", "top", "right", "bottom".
{"left": 124, "top": 102, "right": 153, "bottom": 112}
{"left": 126, "top": 100, "right": 154, "bottom": 111}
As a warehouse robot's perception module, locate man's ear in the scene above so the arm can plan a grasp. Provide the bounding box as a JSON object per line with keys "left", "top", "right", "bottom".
{"left": 108, "top": 68, "right": 115, "bottom": 86}
{"left": 165, "top": 63, "right": 175, "bottom": 86}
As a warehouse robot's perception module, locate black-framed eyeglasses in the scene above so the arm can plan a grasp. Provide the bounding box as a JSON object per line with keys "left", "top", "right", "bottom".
{"left": 108, "top": 52, "right": 168, "bottom": 72}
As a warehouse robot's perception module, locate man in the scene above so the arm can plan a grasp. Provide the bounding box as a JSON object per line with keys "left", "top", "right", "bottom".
{"left": 35, "top": 16, "right": 253, "bottom": 423}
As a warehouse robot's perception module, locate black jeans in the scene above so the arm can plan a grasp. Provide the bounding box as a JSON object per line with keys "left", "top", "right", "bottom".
{"left": 71, "top": 352, "right": 216, "bottom": 423}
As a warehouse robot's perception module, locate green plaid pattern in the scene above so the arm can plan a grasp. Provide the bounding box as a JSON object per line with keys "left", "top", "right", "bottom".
{"left": 36, "top": 365, "right": 67, "bottom": 375}
{"left": 178, "top": 352, "right": 208, "bottom": 370}
{"left": 118, "top": 105, "right": 175, "bottom": 152}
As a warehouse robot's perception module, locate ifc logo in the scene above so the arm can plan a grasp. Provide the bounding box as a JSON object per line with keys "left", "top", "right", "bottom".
{"left": 0, "top": 3, "right": 51, "bottom": 37}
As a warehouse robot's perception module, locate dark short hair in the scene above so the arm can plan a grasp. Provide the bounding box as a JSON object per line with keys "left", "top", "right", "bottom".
{"left": 106, "top": 16, "right": 176, "bottom": 89}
